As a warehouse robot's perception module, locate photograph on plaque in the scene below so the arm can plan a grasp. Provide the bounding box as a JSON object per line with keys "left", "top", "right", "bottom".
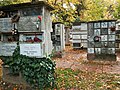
{"left": 108, "top": 48, "right": 115, "bottom": 54}
{"left": 101, "top": 22, "right": 108, "bottom": 28}
{"left": 108, "top": 28, "right": 115, "bottom": 34}
{"left": 88, "top": 41, "right": 94, "bottom": 48}
{"left": 108, "top": 42, "right": 115, "bottom": 47}
{"left": 101, "top": 48, "right": 108, "bottom": 54}
{"left": 101, "top": 28, "right": 108, "bottom": 35}
{"left": 94, "top": 42, "right": 101, "bottom": 48}
{"left": 108, "top": 35, "right": 115, "bottom": 41}
{"left": 94, "top": 22, "right": 100, "bottom": 28}
{"left": 94, "top": 29, "right": 100, "bottom": 36}
{"left": 95, "top": 48, "right": 101, "bottom": 54}
{"left": 101, "top": 42, "right": 108, "bottom": 47}
{"left": 101, "top": 35, "right": 107, "bottom": 41}
{"left": 109, "top": 22, "right": 115, "bottom": 27}
{"left": 88, "top": 48, "right": 94, "bottom": 53}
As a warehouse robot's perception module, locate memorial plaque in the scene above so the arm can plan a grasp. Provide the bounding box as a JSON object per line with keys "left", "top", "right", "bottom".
{"left": 108, "top": 28, "right": 115, "bottom": 34}
{"left": 95, "top": 42, "right": 101, "bottom": 47}
{"left": 108, "top": 35, "right": 115, "bottom": 41}
{"left": 109, "top": 22, "right": 115, "bottom": 27}
{"left": 94, "top": 22, "right": 100, "bottom": 28}
{"left": 108, "top": 42, "right": 115, "bottom": 47}
{"left": 101, "top": 22, "right": 108, "bottom": 28}
{"left": 108, "top": 48, "right": 115, "bottom": 54}
{"left": 95, "top": 48, "right": 101, "bottom": 54}
{"left": 94, "top": 29, "right": 100, "bottom": 36}
{"left": 101, "top": 35, "right": 107, "bottom": 41}
{"left": 88, "top": 41, "right": 94, "bottom": 48}
{"left": 101, "top": 48, "right": 108, "bottom": 54}
{"left": 88, "top": 48, "right": 94, "bottom": 53}
{"left": 101, "top": 42, "right": 108, "bottom": 48}
{"left": 101, "top": 28, "right": 108, "bottom": 35}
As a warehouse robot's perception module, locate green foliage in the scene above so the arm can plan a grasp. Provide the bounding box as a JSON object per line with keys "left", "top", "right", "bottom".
{"left": 4, "top": 46, "right": 56, "bottom": 89}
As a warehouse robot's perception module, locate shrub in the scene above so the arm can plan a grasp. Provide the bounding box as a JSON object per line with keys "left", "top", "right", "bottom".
{"left": 3, "top": 46, "right": 56, "bottom": 89}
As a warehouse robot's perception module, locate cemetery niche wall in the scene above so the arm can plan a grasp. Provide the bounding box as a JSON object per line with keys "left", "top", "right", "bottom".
{"left": 51, "top": 22, "right": 65, "bottom": 52}
{"left": 0, "top": 1, "right": 54, "bottom": 58}
{"left": 116, "top": 19, "right": 120, "bottom": 51}
{"left": 87, "top": 20, "right": 116, "bottom": 61}
{"left": 71, "top": 22, "right": 87, "bottom": 49}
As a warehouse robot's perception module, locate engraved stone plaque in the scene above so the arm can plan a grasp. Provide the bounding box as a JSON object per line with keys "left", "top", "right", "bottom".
{"left": 101, "top": 42, "right": 108, "bottom": 48}
{"left": 94, "top": 22, "right": 100, "bottom": 28}
{"left": 95, "top": 48, "right": 101, "bottom": 54}
{"left": 101, "top": 22, "right": 108, "bottom": 28}
{"left": 94, "top": 29, "right": 100, "bottom": 36}
{"left": 94, "top": 42, "right": 101, "bottom": 47}
{"left": 101, "top": 35, "right": 107, "bottom": 41}
{"left": 108, "top": 42, "right": 115, "bottom": 47}
{"left": 109, "top": 22, "right": 115, "bottom": 27}
{"left": 101, "top": 48, "right": 108, "bottom": 54}
{"left": 108, "top": 35, "right": 115, "bottom": 41}
{"left": 88, "top": 41, "right": 94, "bottom": 48}
{"left": 101, "top": 28, "right": 108, "bottom": 35}
{"left": 88, "top": 48, "right": 94, "bottom": 53}
{"left": 108, "top": 48, "right": 115, "bottom": 54}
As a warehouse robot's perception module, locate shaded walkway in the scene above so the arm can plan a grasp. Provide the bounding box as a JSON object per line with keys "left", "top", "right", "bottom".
{"left": 54, "top": 46, "right": 120, "bottom": 74}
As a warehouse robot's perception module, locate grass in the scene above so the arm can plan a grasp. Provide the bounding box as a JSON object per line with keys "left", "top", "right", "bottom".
{"left": 55, "top": 68, "right": 120, "bottom": 90}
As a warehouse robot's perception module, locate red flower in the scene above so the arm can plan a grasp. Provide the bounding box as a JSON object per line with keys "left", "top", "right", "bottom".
{"left": 38, "top": 16, "right": 42, "bottom": 21}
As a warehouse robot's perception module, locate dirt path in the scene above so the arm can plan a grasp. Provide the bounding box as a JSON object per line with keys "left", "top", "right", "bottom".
{"left": 53, "top": 46, "right": 120, "bottom": 74}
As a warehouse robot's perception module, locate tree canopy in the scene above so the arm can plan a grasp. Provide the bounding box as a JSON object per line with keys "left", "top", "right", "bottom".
{"left": 0, "top": 0, "right": 120, "bottom": 25}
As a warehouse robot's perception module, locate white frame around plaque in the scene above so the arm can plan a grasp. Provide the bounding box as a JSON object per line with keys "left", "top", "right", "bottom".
{"left": 101, "top": 35, "right": 107, "bottom": 41}
{"left": 88, "top": 48, "right": 94, "bottom": 53}
{"left": 101, "top": 22, "right": 108, "bottom": 28}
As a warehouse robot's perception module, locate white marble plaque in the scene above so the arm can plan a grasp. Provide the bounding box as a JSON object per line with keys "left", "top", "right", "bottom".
{"left": 88, "top": 48, "right": 94, "bottom": 53}
{"left": 101, "top": 35, "right": 107, "bottom": 41}
{"left": 108, "top": 35, "right": 115, "bottom": 41}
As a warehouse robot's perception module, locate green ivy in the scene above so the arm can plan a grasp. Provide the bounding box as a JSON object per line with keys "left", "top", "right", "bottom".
{"left": 3, "top": 46, "right": 56, "bottom": 89}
